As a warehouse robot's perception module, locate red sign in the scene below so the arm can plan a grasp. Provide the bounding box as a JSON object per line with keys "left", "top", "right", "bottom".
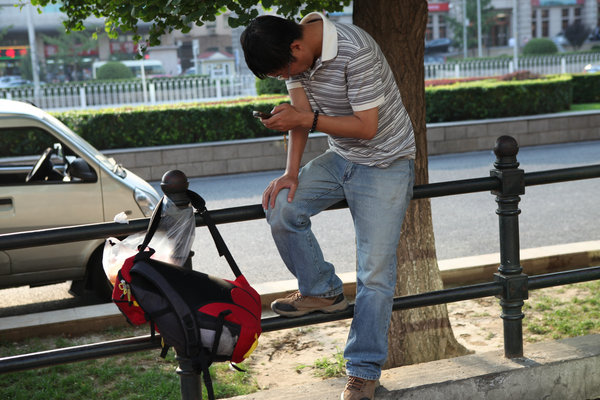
{"left": 0, "top": 46, "right": 28, "bottom": 60}
{"left": 428, "top": 2, "right": 450, "bottom": 12}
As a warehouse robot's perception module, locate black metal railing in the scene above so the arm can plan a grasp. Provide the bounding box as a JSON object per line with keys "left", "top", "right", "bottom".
{"left": 1, "top": 135, "right": 600, "bottom": 399}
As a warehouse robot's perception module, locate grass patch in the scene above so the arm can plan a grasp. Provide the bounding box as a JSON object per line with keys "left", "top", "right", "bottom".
{"left": 568, "top": 102, "right": 600, "bottom": 111}
{"left": 312, "top": 348, "right": 346, "bottom": 379}
{"left": 0, "top": 326, "right": 258, "bottom": 400}
{"left": 524, "top": 281, "right": 600, "bottom": 342}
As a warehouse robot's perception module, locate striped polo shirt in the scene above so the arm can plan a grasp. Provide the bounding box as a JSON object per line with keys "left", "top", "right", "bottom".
{"left": 287, "top": 12, "right": 416, "bottom": 167}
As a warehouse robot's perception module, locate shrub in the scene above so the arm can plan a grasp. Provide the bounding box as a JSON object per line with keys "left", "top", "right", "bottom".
{"left": 53, "top": 96, "right": 288, "bottom": 150}
{"left": 47, "top": 75, "right": 581, "bottom": 150}
{"left": 564, "top": 22, "right": 590, "bottom": 49}
{"left": 499, "top": 71, "right": 542, "bottom": 81}
{"left": 571, "top": 73, "right": 600, "bottom": 103}
{"left": 425, "top": 75, "right": 572, "bottom": 123}
{"left": 256, "top": 78, "right": 288, "bottom": 95}
{"left": 522, "top": 38, "right": 559, "bottom": 55}
{"left": 96, "top": 62, "right": 134, "bottom": 80}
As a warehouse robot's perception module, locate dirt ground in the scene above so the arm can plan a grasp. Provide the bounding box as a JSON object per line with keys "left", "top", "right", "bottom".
{"left": 244, "top": 289, "right": 564, "bottom": 391}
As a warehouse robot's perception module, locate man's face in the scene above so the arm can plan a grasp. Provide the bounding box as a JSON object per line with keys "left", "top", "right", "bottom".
{"left": 267, "top": 41, "right": 313, "bottom": 80}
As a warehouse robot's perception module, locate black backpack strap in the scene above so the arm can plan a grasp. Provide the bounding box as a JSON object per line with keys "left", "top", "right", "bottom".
{"left": 138, "top": 196, "right": 165, "bottom": 252}
{"left": 199, "top": 349, "right": 216, "bottom": 400}
{"left": 130, "top": 262, "right": 201, "bottom": 358}
{"left": 187, "top": 190, "right": 242, "bottom": 278}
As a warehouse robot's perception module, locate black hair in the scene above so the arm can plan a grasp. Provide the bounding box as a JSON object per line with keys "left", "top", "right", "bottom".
{"left": 240, "top": 15, "right": 303, "bottom": 79}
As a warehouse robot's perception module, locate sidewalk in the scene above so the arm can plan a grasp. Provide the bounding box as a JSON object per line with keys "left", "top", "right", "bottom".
{"left": 228, "top": 334, "right": 600, "bottom": 399}
{"left": 1, "top": 241, "right": 599, "bottom": 399}
{"left": 1, "top": 240, "right": 598, "bottom": 341}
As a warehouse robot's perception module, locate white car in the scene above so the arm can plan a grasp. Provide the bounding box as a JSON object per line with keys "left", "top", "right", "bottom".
{"left": 0, "top": 100, "right": 161, "bottom": 299}
{"left": 0, "top": 75, "right": 24, "bottom": 88}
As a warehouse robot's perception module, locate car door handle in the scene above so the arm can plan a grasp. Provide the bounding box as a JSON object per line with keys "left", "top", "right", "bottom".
{"left": 0, "top": 198, "right": 13, "bottom": 210}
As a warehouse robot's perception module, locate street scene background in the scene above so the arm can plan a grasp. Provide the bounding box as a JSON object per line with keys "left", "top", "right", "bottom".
{"left": 4, "top": 138, "right": 598, "bottom": 317}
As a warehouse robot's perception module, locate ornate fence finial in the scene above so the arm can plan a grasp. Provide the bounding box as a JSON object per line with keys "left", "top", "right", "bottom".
{"left": 161, "top": 169, "right": 190, "bottom": 209}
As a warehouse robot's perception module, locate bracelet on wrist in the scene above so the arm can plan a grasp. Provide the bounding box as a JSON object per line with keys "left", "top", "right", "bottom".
{"left": 309, "top": 110, "right": 319, "bottom": 133}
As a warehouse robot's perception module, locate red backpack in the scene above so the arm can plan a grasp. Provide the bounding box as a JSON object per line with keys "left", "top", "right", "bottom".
{"left": 111, "top": 190, "right": 261, "bottom": 399}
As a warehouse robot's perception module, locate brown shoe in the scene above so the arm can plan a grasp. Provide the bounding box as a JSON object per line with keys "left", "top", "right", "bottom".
{"left": 341, "top": 376, "right": 378, "bottom": 400}
{"left": 270, "top": 291, "right": 349, "bottom": 317}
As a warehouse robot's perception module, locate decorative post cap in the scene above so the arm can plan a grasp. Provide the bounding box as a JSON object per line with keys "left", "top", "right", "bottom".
{"left": 494, "top": 136, "right": 520, "bottom": 169}
{"left": 160, "top": 170, "right": 190, "bottom": 208}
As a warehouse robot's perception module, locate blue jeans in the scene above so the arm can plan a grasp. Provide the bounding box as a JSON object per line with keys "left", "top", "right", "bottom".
{"left": 265, "top": 150, "right": 415, "bottom": 380}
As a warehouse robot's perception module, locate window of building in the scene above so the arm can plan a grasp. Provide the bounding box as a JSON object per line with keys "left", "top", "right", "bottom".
{"left": 439, "top": 15, "right": 447, "bottom": 38}
{"left": 490, "top": 11, "right": 509, "bottom": 47}
{"left": 562, "top": 8, "right": 569, "bottom": 32}
{"left": 574, "top": 7, "right": 582, "bottom": 24}
{"left": 426, "top": 15, "right": 433, "bottom": 41}
{"left": 532, "top": 10, "right": 537, "bottom": 38}
{"left": 542, "top": 9, "right": 549, "bottom": 37}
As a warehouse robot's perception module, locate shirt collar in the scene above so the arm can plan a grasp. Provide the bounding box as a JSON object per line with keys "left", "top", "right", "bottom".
{"left": 300, "top": 12, "right": 337, "bottom": 62}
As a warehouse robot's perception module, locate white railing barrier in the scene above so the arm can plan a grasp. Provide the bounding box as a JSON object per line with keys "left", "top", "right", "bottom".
{"left": 149, "top": 83, "right": 156, "bottom": 105}
{"left": 2, "top": 54, "right": 599, "bottom": 109}
{"left": 0, "top": 75, "right": 261, "bottom": 110}
{"left": 423, "top": 52, "right": 600, "bottom": 80}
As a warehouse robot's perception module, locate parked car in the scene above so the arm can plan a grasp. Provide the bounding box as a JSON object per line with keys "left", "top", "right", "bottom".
{"left": 0, "top": 99, "right": 161, "bottom": 299}
{"left": 0, "top": 75, "right": 24, "bottom": 88}
{"left": 425, "top": 38, "right": 453, "bottom": 54}
{"left": 424, "top": 55, "right": 446, "bottom": 64}
{"left": 583, "top": 64, "right": 600, "bottom": 73}
{"left": 4, "top": 79, "right": 32, "bottom": 87}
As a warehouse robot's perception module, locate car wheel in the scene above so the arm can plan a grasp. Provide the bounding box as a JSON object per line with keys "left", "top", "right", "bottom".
{"left": 89, "top": 245, "right": 113, "bottom": 301}
{"left": 69, "top": 245, "right": 113, "bottom": 302}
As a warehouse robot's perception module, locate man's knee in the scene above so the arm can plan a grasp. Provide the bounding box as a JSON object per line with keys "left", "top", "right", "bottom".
{"left": 266, "top": 194, "right": 308, "bottom": 233}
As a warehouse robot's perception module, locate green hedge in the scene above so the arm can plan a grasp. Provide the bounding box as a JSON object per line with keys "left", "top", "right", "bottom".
{"left": 48, "top": 75, "right": 591, "bottom": 150}
{"left": 256, "top": 78, "right": 288, "bottom": 95}
{"left": 425, "top": 75, "right": 572, "bottom": 123}
{"left": 54, "top": 97, "right": 287, "bottom": 150}
{"left": 571, "top": 73, "right": 600, "bottom": 103}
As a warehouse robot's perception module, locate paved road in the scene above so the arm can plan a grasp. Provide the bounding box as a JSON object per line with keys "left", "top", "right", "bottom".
{"left": 181, "top": 140, "right": 600, "bottom": 284}
{"left": 1, "top": 140, "right": 599, "bottom": 316}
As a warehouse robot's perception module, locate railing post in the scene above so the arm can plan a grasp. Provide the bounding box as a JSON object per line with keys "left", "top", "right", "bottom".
{"left": 216, "top": 79, "right": 222, "bottom": 99}
{"left": 161, "top": 170, "right": 201, "bottom": 399}
{"left": 79, "top": 87, "right": 86, "bottom": 109}
{"left": 176, "top": 355, "right": 203, "bottom": 400}
{"left": 160, "top": 169, "right": 195, "bottom": 270}
{"left": 490, "top": 135, "right": 528, "bottom": 358}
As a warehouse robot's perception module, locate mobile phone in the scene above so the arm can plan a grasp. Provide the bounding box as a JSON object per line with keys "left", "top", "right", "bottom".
{"left": 253, "top": 110, "right": 272, "bottom": 119}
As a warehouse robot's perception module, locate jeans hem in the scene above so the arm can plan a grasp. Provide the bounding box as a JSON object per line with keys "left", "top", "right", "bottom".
{"left": 303, "top": 288, "right": 343, "bottom": 298}
{"left": 345, "top": 371, "right": 380, "bottom": 381}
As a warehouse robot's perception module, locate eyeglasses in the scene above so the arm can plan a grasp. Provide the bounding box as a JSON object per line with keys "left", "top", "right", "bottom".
{"left": 267, "top": 61, "right": 291, "bottom": 81}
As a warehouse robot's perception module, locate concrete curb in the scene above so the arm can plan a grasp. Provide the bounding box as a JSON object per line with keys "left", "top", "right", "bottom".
{"left": 0, "top": 240, "right": 598, "bottom": 342}
{"left": 255, "top": 240, "right": 600, "bottom": 309}
{"left": 228, "top": 334, "right": 600, "bottom": 399}
{"left": 103, "top": 112, "right": 600, "bottom": 181}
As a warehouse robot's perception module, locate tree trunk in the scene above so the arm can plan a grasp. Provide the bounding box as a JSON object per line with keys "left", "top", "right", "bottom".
{"left": 353, "top": 0, "right": 470, "bottom": 367}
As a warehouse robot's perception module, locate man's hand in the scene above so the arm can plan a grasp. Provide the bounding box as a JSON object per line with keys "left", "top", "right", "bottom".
{"left": 261, "top": 103, "right": 311, "bottom": 132}
{"left": 262, "top": 173, "right": 299, "bottom": 210}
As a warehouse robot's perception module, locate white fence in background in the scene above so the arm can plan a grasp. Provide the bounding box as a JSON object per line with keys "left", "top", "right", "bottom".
{"left": 1, "top": 53, "right": 599, "bottom": 110}
{"left": 0, "top": 75, "right": 258, "bottom": 111}
{"left": 425, "top": 53, "right": 600, "bottom": 80}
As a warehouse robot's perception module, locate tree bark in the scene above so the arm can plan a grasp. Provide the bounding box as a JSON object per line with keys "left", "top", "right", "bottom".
{"left": 352, "top": 0, "right": 470, "bottom": 367}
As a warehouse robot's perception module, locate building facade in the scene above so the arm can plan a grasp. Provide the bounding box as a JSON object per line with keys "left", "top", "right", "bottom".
{"left": 428, "top": 1, "right": 598, "bottom": 56}
{"left": 0, "top": 2, "right": 235, "bottom": 80}
{"left": 0, "top": 1, "right": 599, "bottom": 81}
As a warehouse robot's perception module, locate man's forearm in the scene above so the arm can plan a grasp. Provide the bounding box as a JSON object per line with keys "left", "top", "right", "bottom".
{"left": 284, "top": 128, "right": 309, "bottom": 176}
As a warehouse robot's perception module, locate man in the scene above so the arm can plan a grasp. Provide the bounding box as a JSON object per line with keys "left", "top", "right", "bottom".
{"left": 241, "top": 12, "right": 415, "bottom": 400}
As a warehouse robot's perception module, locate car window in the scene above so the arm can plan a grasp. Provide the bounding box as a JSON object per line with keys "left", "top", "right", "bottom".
{"left": 0, "top": 126, "right": 96, "bottom": 185}
{"left": 1, "top": 127, "right": 58, "bottom": 158}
